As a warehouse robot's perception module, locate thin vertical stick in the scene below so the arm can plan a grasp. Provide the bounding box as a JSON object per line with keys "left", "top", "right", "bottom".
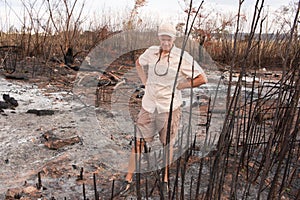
{"left": 83, "top": 183, "right": 86, "bottom": 200}
{"left": 145, "top": 178, "right": 149, "bottom": 200}
{"left": 93, "top": 173, "right": 98, "bottom": 200}
{"left": 154, "top": 152, "right": 164, "bottom": 199}
{"left": 110, "top": 179, "right": 115, "bottom": 200}
{"left": 190, "top": 176, "right": 193, "bottom": 200}
{"left": 79, "top": 167, "right": 84, "bottom": 180}
{"left": 136, "top": 138, "right": 142, "bottom": 200}
{"left": 37, "top": 172, "right": 42, "bottom": 189}
{"left": 195, "top": 158, "right": 203, "bottom": 199}
{"left": 172, "top": 127, "right": 185, "bottom": 200}
{"left": 180, "top": 151, "right": 191, "bottom": 200}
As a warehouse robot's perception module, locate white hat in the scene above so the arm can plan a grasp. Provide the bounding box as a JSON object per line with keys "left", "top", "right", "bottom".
{"left": 158, "top": 23, "right": 176, "bottom": 38}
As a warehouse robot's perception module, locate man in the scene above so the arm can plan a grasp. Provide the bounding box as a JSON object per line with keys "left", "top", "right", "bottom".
{"left": 121, "top": 22, "right": 208, "bottom": 195}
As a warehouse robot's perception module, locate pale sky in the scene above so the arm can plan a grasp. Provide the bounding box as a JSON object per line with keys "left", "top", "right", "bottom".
{"left": 83, "top": 0, "right": 291, "bottom": 17}
{"left": 0, "top": 0, "right": 295, "bottom": 32}
{"left": 83, "top": 0, "right": 288, "bottom": 12}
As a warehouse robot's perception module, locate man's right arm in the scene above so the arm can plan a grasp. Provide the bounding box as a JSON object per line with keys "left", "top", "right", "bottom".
{"left": 136, "top": 59, "right": 147, "bottom": 86}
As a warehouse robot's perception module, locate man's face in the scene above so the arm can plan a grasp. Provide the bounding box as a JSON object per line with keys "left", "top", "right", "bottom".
{"left": 159, "top": 35, "right": 175, "bottom": 52}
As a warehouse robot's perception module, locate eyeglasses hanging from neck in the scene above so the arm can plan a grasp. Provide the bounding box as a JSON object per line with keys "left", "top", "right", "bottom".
{"left": 154, "top": 46, "right": 173, "bottom": 76}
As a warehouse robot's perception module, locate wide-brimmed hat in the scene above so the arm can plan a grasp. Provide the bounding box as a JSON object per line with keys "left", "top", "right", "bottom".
{"left": 158, "top": 23, "right": 176, "bottom": 38}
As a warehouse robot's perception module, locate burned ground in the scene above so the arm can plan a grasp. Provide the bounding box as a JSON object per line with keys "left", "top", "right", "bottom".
{"left": 0, "top": 49, "right": 299, "bottom": 200}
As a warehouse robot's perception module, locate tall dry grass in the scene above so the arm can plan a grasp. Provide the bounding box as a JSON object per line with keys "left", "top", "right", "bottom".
{"left": 0, "top": 0, "right": 298, "bottom": 70}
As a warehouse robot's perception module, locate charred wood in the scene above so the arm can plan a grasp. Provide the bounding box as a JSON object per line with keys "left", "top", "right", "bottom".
{"left": 26, "top": 109, "right": 55, "bottom": 116}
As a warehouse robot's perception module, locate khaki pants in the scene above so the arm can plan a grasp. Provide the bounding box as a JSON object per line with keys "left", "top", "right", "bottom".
{"left": 135, "top": 107, "right": 181, "bottom": 145}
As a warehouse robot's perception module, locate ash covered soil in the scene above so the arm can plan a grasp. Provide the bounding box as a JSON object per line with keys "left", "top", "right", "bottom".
{"left": 0, "top": 66, "right": 217, "bottom": 199}
{"left": 0, "top": 63, "right": 134, "bottom": 199}
{"left": 0, "top": 60, "right": 285, "bottom": 199}
{"left": 0, "top": 77, "right": 101, "bottom": 199}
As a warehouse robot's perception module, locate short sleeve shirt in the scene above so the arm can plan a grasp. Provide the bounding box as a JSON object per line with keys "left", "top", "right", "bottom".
{"left": 139, "top": 45, "right": 205, "bottom": 113}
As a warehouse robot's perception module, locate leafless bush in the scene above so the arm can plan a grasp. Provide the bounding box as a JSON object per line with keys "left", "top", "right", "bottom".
{"left": 0, "top": 0, "right": 297, "bottom": 71}
{"left": 205, "top": 1, "right": 300, "bottom": 199}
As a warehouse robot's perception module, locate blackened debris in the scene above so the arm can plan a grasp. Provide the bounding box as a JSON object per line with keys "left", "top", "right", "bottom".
{"left": 0, "top": 94, "right": 18, "bottom": 110}
{"left": 27, "top": 109, "right": 55, "bottom": 116}
{"left": 41, "top": 131, "right": 82, "bottom": 150}
{"left": 64, "top": 47, "right": 74, "bottom": 66}
{"left": 4, "top": 73, "right": 28, "bottom": 80}
{"left": 3, "top": 94, "right": 18, "bottom": 107}
{"left": 0, "top": 101, "right": 10, "bottom": 109}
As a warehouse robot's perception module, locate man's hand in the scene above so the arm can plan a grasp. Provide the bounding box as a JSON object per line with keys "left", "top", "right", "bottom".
{"left": 177, "top": 74, "right": 208, "bottom": 90}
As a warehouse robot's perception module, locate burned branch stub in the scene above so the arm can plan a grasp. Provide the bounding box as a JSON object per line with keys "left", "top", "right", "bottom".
{"left": 64, "top": 47, "right": 74, "bottom": 67}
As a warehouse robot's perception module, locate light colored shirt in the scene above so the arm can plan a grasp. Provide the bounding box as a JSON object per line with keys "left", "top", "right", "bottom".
{"left": 138, "top": 45, "right": 205, "bottom": 113}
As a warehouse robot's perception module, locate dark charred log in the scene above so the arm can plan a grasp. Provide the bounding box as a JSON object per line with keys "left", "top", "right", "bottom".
{"left": 26, "top": 109, "right": 55, "bottom": 116}
{"left": 41, "top": 131, "right": 82, "bottom": 150}
{"left": 3, "top": 94, "right": 18, "bottom": 107}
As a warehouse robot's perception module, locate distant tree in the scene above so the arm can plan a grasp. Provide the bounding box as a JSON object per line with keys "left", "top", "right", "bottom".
{"left": 46, "top": 0, "right": 85, "bottom": 61}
